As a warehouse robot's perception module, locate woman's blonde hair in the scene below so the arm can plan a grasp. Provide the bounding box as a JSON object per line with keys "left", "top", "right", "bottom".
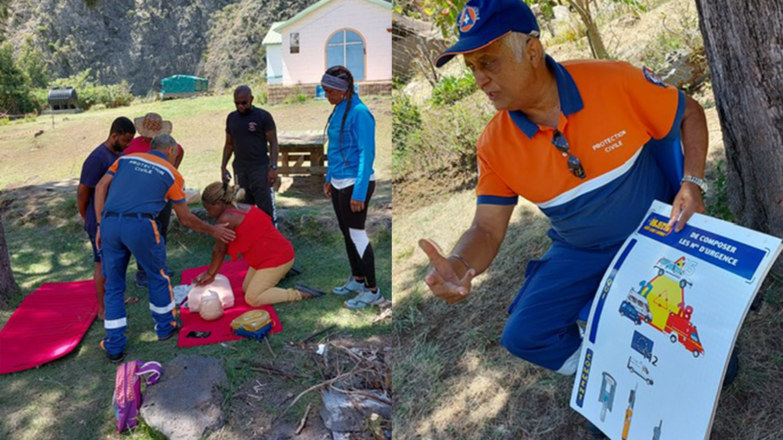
{"left": 201, "top": 182, "right": 246, "bottom": 205}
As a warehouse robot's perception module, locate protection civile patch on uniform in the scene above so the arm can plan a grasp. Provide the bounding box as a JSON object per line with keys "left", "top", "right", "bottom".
{"left": 642, "top": 66, "right": 667, "bottom": 88}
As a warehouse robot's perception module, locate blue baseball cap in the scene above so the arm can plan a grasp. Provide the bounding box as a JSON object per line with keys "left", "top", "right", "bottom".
{"left": 435, "top": 0, "right": 540, "bottom": 68}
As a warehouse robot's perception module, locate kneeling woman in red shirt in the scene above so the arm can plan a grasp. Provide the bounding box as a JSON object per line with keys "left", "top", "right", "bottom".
{"left": 193, "top": 182, "right": 323, "bottom": 305}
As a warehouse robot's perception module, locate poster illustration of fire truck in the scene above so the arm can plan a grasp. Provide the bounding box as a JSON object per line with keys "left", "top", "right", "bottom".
{"left": 571, "top": 201, "right": 782, "bottom": 440}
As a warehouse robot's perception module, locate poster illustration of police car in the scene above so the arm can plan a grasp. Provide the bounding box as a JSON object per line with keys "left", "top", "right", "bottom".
{"left": 571, "top": 201, "right": 782, "bottom": 440}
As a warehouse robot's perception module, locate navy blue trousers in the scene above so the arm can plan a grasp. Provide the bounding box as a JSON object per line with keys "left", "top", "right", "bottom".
{"left": 501, "top": 234, "right": 622, "bottom": 371}
{"left": 101, "top": 216, "right": 176, "bottom": 355}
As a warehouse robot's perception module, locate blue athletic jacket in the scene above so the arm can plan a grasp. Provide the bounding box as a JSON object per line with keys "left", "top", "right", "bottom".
{"left": 325, "top": 94, "right": 376, "bottom": 202}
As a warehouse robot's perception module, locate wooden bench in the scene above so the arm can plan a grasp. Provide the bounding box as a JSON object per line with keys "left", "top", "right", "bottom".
{"left": 276, "top": 131, "right": 327, "bottom": 189}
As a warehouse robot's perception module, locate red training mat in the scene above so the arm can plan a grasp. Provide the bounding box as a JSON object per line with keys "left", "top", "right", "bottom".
{"left": 0, "top": 280, "right": 97, "bottom": 375}
{"left": 178, "top": 259, "right": 283, "bottom": 348}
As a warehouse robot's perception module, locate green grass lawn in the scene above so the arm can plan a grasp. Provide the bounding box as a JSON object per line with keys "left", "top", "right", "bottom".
{"left": 0, "top": 93, "right": 391, "bottom": 439}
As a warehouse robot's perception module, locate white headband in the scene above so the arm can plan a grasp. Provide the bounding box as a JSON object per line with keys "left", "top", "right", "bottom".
{"left": 321, "top": 73, "right": 349, "bottom": 91}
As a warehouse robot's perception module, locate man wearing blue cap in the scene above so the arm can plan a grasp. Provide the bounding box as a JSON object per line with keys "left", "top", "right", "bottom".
{"left": 418, "top": 0, "right": 721, "bottom": 432}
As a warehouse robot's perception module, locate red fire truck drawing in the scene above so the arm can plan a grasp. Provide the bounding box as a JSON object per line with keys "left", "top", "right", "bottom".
{"left": 663, "top": 305, "right": 704, "bottom": 357}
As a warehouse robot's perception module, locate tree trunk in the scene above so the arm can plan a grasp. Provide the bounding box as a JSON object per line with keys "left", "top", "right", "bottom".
{"left": 695, "top": 0, "right": 783, "bottom": 273}
{"left": 567, "top": 0, "right": 610, "bottom": 59}
{"left": 0, "top": 215, "right": 17, "bottom": 306}
{"left": 583, "top": 15, "right": 609, "bottom": 59}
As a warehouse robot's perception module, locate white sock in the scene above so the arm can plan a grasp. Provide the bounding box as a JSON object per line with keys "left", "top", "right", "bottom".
{"left": 555, "top": 344, "right": 583, "bottom": 376}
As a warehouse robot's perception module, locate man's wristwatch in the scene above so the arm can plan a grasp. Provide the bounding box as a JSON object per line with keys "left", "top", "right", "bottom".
{"left": 681, "top": 175, "right": 708, "bottom": 195}
{"left": 270, "top": 164, "right": 277, "bottom": 170}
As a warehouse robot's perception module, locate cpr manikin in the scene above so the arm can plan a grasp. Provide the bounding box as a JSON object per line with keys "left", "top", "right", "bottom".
{"left": 188, "top": 274, "right": 235, "bottom": 321}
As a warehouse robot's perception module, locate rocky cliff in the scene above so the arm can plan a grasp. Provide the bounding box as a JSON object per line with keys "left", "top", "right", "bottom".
{"left": 2, "top": 0, "right": 314, "bottom": 95}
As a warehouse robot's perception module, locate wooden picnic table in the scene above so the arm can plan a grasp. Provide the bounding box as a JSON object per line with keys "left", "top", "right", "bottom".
{"left": 276, "top": 131, "right": 327, "bottom": 177}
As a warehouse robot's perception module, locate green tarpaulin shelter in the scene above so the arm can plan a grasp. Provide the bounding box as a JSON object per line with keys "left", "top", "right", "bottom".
{"left": 161, "top": 75, "right": 209, "bottom": 98}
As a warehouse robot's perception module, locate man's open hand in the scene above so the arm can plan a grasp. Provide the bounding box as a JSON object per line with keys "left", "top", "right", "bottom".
{"left": 211, "top": 223, "right": 236, "bottom": 243}
{"left": 418, "top": 238, "right": 475, "bottom": 303}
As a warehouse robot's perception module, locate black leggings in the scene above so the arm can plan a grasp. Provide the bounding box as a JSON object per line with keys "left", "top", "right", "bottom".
{"left": 331, "top": 182, "right": 376, "bottom": 289}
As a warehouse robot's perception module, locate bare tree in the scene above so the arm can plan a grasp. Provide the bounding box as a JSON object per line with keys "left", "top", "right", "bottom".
{"left": 695, "top": 0, "right": 783, "bottom": 273}
{"left": 0, "top": 215, "right": 17, "bottom": 306}
{"left": 564, "top": 0, "right": 610, "bottom": 59}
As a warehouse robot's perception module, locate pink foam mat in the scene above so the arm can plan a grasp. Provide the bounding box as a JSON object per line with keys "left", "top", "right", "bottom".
{"left": 0, "top": 280, "right": 97, "bottom": 375}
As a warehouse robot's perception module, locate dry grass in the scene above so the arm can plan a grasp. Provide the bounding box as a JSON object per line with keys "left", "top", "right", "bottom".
{"left": 0, "top": 93, "right": 392, "bottom": 192}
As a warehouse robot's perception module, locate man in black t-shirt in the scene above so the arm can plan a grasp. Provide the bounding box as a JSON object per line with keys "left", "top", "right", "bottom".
{"left": 221, "top": 85, "right": 279, "bottom": 221}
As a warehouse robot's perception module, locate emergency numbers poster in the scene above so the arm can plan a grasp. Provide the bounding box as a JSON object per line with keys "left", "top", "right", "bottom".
{"left": 570, "top": 200, "right": 782, "bottom": 440}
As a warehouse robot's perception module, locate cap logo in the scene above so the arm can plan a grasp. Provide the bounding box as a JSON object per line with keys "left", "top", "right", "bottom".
{"left": 459, "top": 6, "right": 479, "bottom": 33}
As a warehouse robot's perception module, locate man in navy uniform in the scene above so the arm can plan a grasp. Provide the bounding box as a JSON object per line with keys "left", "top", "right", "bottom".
{"left": 94, "top": 134, "right": 235, "bottom": 363}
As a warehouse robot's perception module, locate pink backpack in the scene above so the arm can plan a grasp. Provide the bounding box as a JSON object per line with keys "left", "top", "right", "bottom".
{"left": 112, "top": 360, "right": 162, "bottom": 432}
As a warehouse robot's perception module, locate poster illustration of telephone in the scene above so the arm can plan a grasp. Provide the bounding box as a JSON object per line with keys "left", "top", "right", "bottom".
{"left": 570, "top": 200, "right": 782, "bottom": 440}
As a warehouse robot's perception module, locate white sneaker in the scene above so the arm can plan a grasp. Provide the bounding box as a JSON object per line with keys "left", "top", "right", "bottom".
{"left": 332, "top": 277, "right": 365, "bottom": 295}
{"left": 345, "top": 287, "right": 383, "bottom": 309}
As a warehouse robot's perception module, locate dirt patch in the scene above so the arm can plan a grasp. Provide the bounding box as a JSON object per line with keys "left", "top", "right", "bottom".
{"left": 393, "top": 168, "right": 476, "bottom": 215}
{"left": 208, "top": 335, "right": 392, "bottom": 440}
{"left": 0, "top": 179, "right": 80, "bottom": 228}
{"left": 215, "top": 371, "right": 332, "bottom": 440}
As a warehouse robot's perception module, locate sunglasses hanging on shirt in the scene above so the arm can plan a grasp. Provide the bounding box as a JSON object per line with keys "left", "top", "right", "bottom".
{"left": 551, "top": 130, "right": 586, "bottom": 179}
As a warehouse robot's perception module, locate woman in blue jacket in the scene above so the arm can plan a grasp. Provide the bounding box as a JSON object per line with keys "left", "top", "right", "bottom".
{"left": 321, "top": 65, "right": 382, "bottom": 309}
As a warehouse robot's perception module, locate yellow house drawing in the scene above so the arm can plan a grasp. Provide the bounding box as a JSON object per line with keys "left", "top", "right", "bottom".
{"left": 647, "top": 275, "right": 684, "bottom": 330}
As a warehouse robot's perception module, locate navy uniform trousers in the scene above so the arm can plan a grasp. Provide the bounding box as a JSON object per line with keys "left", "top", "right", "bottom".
{"left": 101, "top": 214, "right": 176, "bottom": 355}
{"left": 501, "top": 233, "right": 623, "bottom": 372}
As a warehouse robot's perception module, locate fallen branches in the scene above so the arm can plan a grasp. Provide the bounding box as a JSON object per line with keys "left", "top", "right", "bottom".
{"left": 295, "top": 402, "right": 312, "bottom": 435}
{"left": 298, "top": 325, "right": 337, "bottom": 344}
{"left": 274, "top": 367, "right": 373, "bottom": 422}
{"left": 249, "top": 362, "right": 307, "bottom": 380}
{"left": 330, "top": 385, "right": 392, "bottom": 405}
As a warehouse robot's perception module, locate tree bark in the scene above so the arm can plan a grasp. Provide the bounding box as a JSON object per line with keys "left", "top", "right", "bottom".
{"left": 0, "top": 215, "right": 17, "bottom": 306}
{"left": 695, "top": 0, "right": 783, "bottom": 273}
{"left": 567, "top": 0, "right": 610, "bottom": 59}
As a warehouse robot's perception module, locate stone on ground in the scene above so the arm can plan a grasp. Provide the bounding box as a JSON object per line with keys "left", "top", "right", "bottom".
{"left": 140, "top": 355, "right": 227, "bottom": 440}
{"left": 319, "top": 389, "right": 391, "bottom": 433}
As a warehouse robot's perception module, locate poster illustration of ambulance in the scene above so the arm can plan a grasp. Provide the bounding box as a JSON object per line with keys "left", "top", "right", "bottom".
{"left": 571, "top": 201, "right": 782, "bottom": 440}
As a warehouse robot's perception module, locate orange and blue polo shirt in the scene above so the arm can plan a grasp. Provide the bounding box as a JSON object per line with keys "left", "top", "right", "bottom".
{"left": 103, "top": 151, "right": 186, "bottom": 215}
{"left": 477, "top": 56, "right": 685, "bottom": 249}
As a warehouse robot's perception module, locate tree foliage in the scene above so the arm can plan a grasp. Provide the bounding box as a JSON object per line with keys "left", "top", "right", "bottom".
{"left": 409, "top": 0, "right": 646, "bottom": 60}
{"left": 0, "top": 0, "right": 8, "bottom": 40}
{"left": 17, "top": 39, "right": 49, "bottom": 88}
{"left": 0, "top": 42, "right": 35, "bottom": 114}
{"left": 48, "top": 69, "right": 133, "bottom": 110}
